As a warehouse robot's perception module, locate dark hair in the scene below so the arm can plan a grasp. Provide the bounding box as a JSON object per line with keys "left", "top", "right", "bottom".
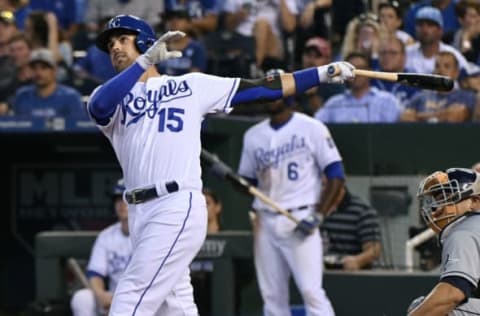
{"left": 378, "top": 1, "right": 402, "bottom": 18}
{"left": 8, "top": 33, "right": 32, "bottom": 48}
{"left": 345, "top": 51, "right": 372, "bottom": 68}
{"left": 27, "top": 11, "right": 49, "bottom": 46}
{"left": 455, "top": 0, "right": 480, "bottom": 18}
{"left": 203, "top": 187, "right": 221, "bottom": 204}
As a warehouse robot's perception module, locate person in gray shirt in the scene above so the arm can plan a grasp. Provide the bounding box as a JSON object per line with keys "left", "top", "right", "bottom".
{"left": 408, "top": 167, "right": 480, "bottom": 315}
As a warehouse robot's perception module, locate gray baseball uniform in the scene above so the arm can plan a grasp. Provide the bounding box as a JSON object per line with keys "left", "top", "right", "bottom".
{"left": 440, "top": 213, "right": 480, "bottom": 315}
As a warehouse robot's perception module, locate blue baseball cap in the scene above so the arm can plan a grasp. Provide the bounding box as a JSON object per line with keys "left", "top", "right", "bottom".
{"left": 416, "top": 6, "right": 443, "bottom": 28}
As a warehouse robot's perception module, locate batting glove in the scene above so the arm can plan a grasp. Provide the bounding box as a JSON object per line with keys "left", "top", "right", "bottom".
{"left": 136, "top": 31, "right": 185, "bottom": 69}
{"left": 294, "top": 213, "right": 323, "bottom": 237}
{"left": 317, "top": 61, "right": 355, "bottom": 84}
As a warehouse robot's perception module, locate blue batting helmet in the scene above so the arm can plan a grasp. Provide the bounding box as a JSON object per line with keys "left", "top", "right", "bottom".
{"left": 112, "top": 178, "right": 126, "bottom": 197}
{"left": 96, "top": 14, "right": 156, "bottom": 53}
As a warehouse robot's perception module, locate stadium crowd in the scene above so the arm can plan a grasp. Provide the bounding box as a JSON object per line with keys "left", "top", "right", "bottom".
{"left": 1, "top": 0, "right": 480, "bottom": 122}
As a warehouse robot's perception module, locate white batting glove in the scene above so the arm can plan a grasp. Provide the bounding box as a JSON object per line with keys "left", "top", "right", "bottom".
{"left": 317, "top": 61, "right": 355, "bottom": 84}
{"left": 136, "top": 31, "right": 185, "bottom": 69}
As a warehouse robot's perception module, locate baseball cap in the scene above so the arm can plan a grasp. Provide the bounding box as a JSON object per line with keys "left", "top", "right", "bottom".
{"left": 304, "top": 37, "right": 331, "bottom": 58}
{"left": 415, "top": 6, "right": 443, "bottom": 28}
{"left": 29, "top": 48, "right": 56, "bottom": 68}
{"left": 0, "top": 11, "right": 15, "bottom": 25}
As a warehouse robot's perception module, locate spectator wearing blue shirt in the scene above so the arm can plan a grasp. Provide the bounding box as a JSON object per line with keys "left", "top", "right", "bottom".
{"left": 315, "top": 51, "right": 400, "bottom": 123}
{"left": 372, "top": 35, "right": 418, "bottom": 109}
{"left": 13, "top": 48, "right": 86, "bottom": 118}
{"left": 158, "top": 7, "right": 207, "bottom": 75}
{"left": 401, "top": 51, "right": 476, "bottom": 122}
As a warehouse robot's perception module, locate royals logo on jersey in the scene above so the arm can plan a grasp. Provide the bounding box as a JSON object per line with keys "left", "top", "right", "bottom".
{"left": 238, "top": 112, "right": 342, "bottom": 211}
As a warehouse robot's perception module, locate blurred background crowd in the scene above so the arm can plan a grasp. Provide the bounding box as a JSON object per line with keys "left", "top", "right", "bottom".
{"left": 2, "top": 0, "right": 480, "bottom": 123}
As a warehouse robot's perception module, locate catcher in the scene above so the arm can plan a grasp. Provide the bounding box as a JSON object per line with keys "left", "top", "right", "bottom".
{"left": 407, "top": 168, "right": 480, "bottom": 315}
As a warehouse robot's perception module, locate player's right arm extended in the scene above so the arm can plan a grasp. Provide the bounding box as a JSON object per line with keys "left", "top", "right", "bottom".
{"left": 231, "top": 62, "right": 355, "bottom": 107}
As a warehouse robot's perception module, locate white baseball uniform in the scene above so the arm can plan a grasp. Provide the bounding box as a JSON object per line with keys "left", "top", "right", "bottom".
{"left": 238, "top": 112, "right": 339, "bottom": 316}
{"left": 88, "top": 73, "right": 239, "bottom": 316}
{"left": 70, "top": 222, "right": 132, "bottom": 316}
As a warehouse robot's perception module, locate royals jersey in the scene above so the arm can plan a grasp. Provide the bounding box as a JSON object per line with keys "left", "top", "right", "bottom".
{"left": 88, "top": 73, "right": 239, "bottom": 190}
{"left": 238, "top": 112, "right": 342, "bottom": 211}
{"left": 86, "top": 222, "right": 132, "bottom": 293}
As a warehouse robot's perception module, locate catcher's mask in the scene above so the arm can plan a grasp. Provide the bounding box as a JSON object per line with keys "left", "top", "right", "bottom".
{"left": 417, "top": 168, "right": 479, "bottom": 233}
{"left": 96, "top": 14, "right": 156, "bottom": 53}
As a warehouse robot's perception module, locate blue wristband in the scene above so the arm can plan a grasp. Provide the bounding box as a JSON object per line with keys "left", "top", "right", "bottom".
{"left": 292, "top": 68, "right": 320, "bottom": 94}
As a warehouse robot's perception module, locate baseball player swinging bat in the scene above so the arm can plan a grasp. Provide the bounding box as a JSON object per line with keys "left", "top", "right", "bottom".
{"left": 67, "top": 257, "right": 90, "bottom": 289}
{"left": 201, "top": 148, "right": 300, "bottom": 224}
{"left": 327, "top": 65, "right": 454, "bottom": 91}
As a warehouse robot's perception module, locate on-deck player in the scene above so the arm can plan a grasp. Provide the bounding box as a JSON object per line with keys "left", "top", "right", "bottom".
{"left": 87, "top": 14, "right": 355, "bottom": 315}
{"left": 70, "top": 178, "right": 131, "bottom": 316}
{"left": 238, "top": 69, "right": 343, "bottom": 316}
{"left": 408, "top": 168, "right": 480, "bottom": 315}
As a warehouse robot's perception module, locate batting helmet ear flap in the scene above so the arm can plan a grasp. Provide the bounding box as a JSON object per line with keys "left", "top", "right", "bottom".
{"left": 135, "top": 31, "right": 156, "bottom": 53}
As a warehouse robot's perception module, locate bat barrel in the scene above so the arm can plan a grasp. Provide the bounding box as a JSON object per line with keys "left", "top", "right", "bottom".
{"left": 397, "top": 73, "right": 454, "bottom": 91}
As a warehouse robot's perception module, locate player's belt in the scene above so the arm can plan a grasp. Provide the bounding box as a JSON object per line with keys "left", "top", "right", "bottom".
{"left": 287, "top": 205, "right": 313, "bottom": 213}
{"left": 125, "top": 181, "right": 179, "bottom": 204}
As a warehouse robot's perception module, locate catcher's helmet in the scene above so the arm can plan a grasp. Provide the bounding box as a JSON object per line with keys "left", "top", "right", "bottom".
{"left": 112, "top": 178, "right": 125, "bottom": 197}
{"left": 417, "top": 168, "right": 479, "bottom": 233}
{"left": 96, "top": 15, "right": 156, "bottom": 53}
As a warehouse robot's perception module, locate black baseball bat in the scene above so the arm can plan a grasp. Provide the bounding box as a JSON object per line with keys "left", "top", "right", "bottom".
{"left": 355, "top": 69, "right": 454, "bottom": 91}
{"left": 329, "top": 66, "right": 454, "bottom": 91}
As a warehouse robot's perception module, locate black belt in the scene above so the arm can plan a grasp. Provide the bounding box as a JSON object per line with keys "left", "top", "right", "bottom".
{"left": 125, "top": 181, "right": 179, "bottom": 204}
{"left": 287, "top": 205, "right": 311, "bottom": 213}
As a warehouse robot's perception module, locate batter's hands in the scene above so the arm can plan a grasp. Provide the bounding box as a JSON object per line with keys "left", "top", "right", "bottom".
{"left": 136, "top": 31, "right": 185, "bottom": 69}
{"left": 317, "top": 61, "right": 355, "bottom": 84}
{"left": 294, "top": 213, "right": 323, "bottom": 237}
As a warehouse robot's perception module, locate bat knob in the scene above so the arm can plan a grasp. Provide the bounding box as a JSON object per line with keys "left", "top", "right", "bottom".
{"left": 327, "top": 65, "right": 337, "bottom": 77}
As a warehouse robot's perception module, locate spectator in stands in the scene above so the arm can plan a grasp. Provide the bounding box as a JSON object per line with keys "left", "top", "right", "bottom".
{"left": 0, "top": 33, "right": 33, "bottom": 115}
{"left": 403, "top": 0, "right": 460, "bottom": 43}
{"left": 85, "top": 0, "right": 162, "bottom": 33}
{"left": 372, "top": 35, "right": 418, "bottom": 108}
{"left": 297, "top": 36, "right": 344, "bottom": 116}
{"left": 453, "top": 0, "right": 480, "bottom": 64}
{"left": 459, "top": 62, "right": 480, "bottom": 121}
{"left": 158, "top": 6, "right": 207, "bottom": 75}
{"left": 24, "top": 10, "right": 73, "bottom": 82}
{"left": 28, "top": 0, "right": 87, "bottom": 42}
{"left": 203, "top": 187, "right": 222, "bottom": 234}
{"left": 223, "top": 0, "right": 298, "bottom": 71}
{"left": 340, "top": 13, "right": 383, "bottom": 66}
{"left": 72, "top": 17, "right": 116, "bottom": 95}
{"left": 0, "top": 10, "right": 18, "bottom": 113}
{"left": 163, "top": 0, "right": 219, "bottom": 38}
{"left": 0, "top": 0, "right": 29, "bottom": 30}
{"left": 405, "top": 6, "right": 468, "bottom": 75}
{"left": 315, "top": 51, "right": 400, "bottom": 123}
{"left": 12, "top": 48, "right": 86, "bottom": 118}
{"left": 378, "top": 0, "right": 415, "bottom": 46}
{"left": 330, "top": 0, "right": 365, "bottom": 51}
{"left": 401, "top": 51, "right": 476, "bottom": 123}
{"left": 70, "top": 178, "right": 130, "bottom": 316}
{"left": 321, "top": 185, "right": 382, "bottom": 271}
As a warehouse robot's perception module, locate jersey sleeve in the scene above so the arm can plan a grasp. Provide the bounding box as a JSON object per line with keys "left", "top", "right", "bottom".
{"left": 190, "top": 73, "right": 240, "bottom": 115}
{"left": 312, "top": 121, "right": 342, "bottom": 170}
{"left": 238, "top": 130, "right": 257, "bottom": 179}
{"left": 441, "top": 229, "right": 480, "bottom": 288}
{"left": 86, "top": 233, "right": 108, "bottom": 278}
{"left": 87, "top": 85, "right": 122, "bottom": 138}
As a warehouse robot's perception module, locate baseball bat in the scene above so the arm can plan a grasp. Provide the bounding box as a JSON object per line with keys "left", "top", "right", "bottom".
{"left": 201, "top": 148, "right": 300, "bottom": 224}
{"left": 67, "top": 257, "right": 90, "bottom": 289}
{"left": 328, "top": 66, "right": 454, "bottom": 91}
